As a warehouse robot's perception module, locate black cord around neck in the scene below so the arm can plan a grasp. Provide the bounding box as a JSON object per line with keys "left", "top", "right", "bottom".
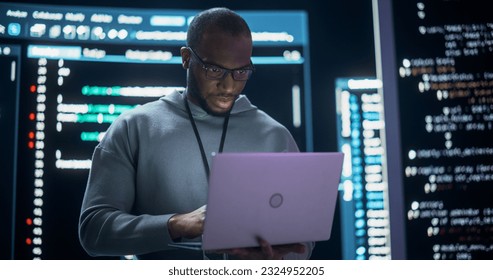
{"left": 184, "top": 97, "right": 231, "bottom": 178}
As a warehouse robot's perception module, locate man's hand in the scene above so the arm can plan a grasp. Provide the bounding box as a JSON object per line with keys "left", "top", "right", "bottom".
{"left": 220, "top": 238, "right": 306, "bottom": 260}
{"left": 167, "top": 205, "right": 206, "bottom": 240}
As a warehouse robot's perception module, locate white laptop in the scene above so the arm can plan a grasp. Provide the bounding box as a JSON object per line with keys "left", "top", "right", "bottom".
{"left": 169, "top": 152, "right": 344, "bottom": 251}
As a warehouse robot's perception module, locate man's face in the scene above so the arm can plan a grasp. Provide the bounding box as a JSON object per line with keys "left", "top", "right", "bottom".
{"left": 184, "top": 31, "right": 253, "bottom": 116}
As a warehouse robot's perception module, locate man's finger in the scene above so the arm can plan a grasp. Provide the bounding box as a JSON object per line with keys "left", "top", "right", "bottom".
{"left": 257, "top": 237, "right": 274, "bottom": 259}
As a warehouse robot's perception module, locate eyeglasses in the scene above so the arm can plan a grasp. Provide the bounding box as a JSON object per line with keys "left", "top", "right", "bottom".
{"left": 187, "top": 47, "right": 255, "bottom": 81}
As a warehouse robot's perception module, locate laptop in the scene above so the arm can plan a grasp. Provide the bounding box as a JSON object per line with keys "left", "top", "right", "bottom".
{"left": 169, "top": 152, "right": 344, "bottom": 251}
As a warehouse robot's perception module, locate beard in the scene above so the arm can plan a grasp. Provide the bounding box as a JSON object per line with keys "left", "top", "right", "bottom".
{"left": 186, "top": 70, "right": 236, "bottom": 117}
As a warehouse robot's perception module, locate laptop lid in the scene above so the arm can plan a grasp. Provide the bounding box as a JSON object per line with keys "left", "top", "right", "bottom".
{"left": 201, "top": 152, "right": 344, "bottom": 251}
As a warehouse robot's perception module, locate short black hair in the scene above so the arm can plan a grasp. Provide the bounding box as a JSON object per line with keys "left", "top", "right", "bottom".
{"left": 187, "top": 7, "right": 252, "bottom": 49}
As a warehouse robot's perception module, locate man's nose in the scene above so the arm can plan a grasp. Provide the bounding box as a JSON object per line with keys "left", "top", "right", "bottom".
{"left": 218, "top": 71, "right": 236, "bottom": 93}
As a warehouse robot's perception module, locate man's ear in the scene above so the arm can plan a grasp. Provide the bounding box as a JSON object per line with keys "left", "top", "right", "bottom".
{"left": 180, "top": 47, "right": 190, "bottom": 69}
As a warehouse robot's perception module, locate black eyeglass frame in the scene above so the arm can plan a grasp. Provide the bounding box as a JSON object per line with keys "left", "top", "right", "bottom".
{"left": 187, "top": 47, "right": 255, "bottom": 81}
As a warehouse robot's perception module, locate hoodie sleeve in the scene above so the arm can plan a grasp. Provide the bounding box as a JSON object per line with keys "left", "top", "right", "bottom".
{"left": 78, "top": 115, "right": 175, "bottom": 257}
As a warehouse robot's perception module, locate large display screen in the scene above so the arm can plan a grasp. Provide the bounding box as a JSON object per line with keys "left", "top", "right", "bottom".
{"left": 0, "top": 2, "right": 312, "bottom": 259}
{"left": 335, "top": 78, "right": 391, "bottom": 260}
{"left": 375, "top": 0, "right": 493, "bottom": 259}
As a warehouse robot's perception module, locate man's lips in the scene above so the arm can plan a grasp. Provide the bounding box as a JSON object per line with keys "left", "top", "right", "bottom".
{"left": 214, "top": 94, "right": 238, "bottom": 102}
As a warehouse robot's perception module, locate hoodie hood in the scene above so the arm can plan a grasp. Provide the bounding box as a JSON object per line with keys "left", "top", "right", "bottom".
{"left": 160, "top": 90, "right": 257, "bottom": 118}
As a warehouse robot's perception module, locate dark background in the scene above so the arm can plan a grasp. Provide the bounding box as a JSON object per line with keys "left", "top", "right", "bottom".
{"left": 10, "top": 0, "right": 377, "bottom": 260}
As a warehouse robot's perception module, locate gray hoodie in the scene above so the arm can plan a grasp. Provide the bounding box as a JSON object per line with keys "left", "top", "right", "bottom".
{"left": 79, "top": 90, "right": 306, "bottom": 259}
